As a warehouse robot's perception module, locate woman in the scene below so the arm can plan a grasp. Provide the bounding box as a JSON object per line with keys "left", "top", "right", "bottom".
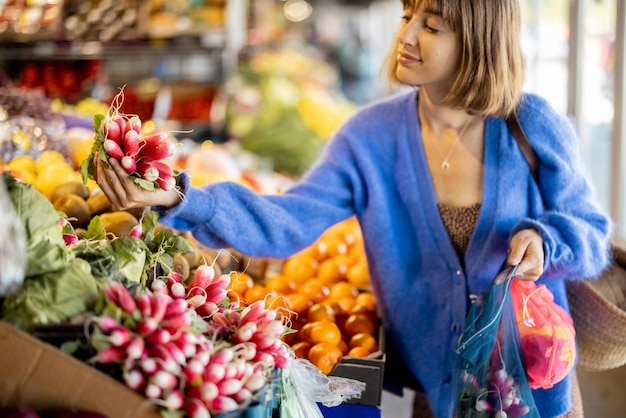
{"left": 96, "top": 0, "right": 611, "bottom": 416}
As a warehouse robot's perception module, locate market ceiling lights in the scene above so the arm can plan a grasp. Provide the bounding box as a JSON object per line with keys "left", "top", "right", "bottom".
{"left": 283, "top": 0, "right": 313, "bottom": 22}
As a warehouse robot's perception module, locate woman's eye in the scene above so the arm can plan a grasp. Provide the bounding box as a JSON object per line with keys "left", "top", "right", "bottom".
{"left": 424, "top": 24, "right": 439, "bottom": 33}
{"left": 401, "top": 14, "right": 412, "bottom": 23}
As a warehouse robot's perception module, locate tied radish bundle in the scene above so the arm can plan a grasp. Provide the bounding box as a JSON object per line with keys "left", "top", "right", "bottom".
{"left": 81, "top": 88, "right": 179, "bottom": 192}
{"left": 86, "top": 265, "right": 292, "bottom": 417}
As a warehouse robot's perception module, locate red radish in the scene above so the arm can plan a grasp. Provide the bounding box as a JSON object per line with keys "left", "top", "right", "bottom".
{"left": 160, "top": 390, "right": 184, "bottom": 410}
{"left": 257, "top": 320, "right": 285, "bottom": 338}
{"left": 136, "top": 317, "right": 158, "bottom": 335}
{"left": 140, "top": 357, "right": 160, "bottom": 376}
{"left": 188, "top": 265, "right": 216, "bottom": 292}
{"left": 144, "top": 383, "right": 162, "bottom": 400}
{"left": 170, "top": 282, "right": 186, "bottom": 299}
{"left": 93, "top": 315, "right": 123, "bottom": 333}
{"left": 151, "top": 160, "right": 174, "bottom": 178}
{"left": 125, "top": 115, "right": 142, "bottom": 135}
{"left": 156, "top": 175, "right": 176, "bottom": 191}
{"left": 151, "top": 278, "right": 169, "bottom": 294}
{"left": 161, "top": 314, "right": 191, "bottom": 332}
{"left": 63, "top": 233, "right": 79, "bottom": 246}
{"left": 187, "top": 293, "right": 207, "bottom": 309}
{"left": 150, "top": 293, "right": 171, "bottom": 322}
{"left": 210, "top": 396, "right": 239, "bottom": 414}
{"left": 183, "top": 399, "right": 211, "bottom": 418}
{"left": 151, "top": 369, "right": 178, "bottom": 390}
{"left": 232, "top": 322, "right": 257, "bottom": 344}
{"left": 103, "top": 139, "right": 124, "bottom": 160}
{"left": 147, "top": 328, "right": 171, "bottom": 346}
{"left": 135, "top": 293, "right": 152, "bottom": 317}
{"left": 124, "top": 368, "right": 147, "bottom": 391}
{"left": 164, "top": 298, "right": 188, "bottom": 320}
{"left": 211, "top": 312, "right": 230, "bottom": 329}
{"left": 210, "top": 347, "right": 234, "bottom": 365}
{"left": 112, "top": 115, "right": 126, "bottom": 135}
{"left": 90, "top": 345, "right": 126, "bottom": 364}
{"left": 235, "top": 342, "right": 257, "bottom": 362}
{"left": 183, "top": 359, "right": 205, "bottom": 385}
{"left": 244, "top": 372, "right": 266, "bottom": 392}
{"left": 103, "top": 118, "right": 122, "bottom": 145}
{"left": 205, "top": 287, "right": 228, "bottom": 305}
{"left": 123, "top": 129, "right": 140, "bottom": 156}
{"left": 150, "top": 345, "right": 181, "bottom": 374}
{"left": 198, "top": 382, "right": 219, "bottom": 403}
{"left": 240, "top": 301, "right": 266, "bottom": 325}
{"left": 252, "top": 351, "right": 275, "bottom": 368}
{"left": 217, "top": 378, "right": 244, "bottom": 396}
{"left": 114, "top": 284, "right": 138, "bottom": 315}
{"left": 196, "top": 302, "right": 219, "bottom": 317}
{"left": 167, "top": 271, "right": 183, "bottom": 284}
{"left": 136, "top": 162, "right": 159, "bottom": 182}
{"left": 127, "top": 336, "right": 146, "bottom": 360}
{"left": 164, "top": 341, "right": 187, "bottom": 366}
{"left": 121, "top": 155, "right": 137, "bottom": 173}
{"left": 129, "top": 224, "right": 143, "bottom": 238}
{"left": 109, "top": 327, "right": 132, "bottom": 347}
{"left": 233, "top": 388, "right": 253, "bottom": 404}
{"left": 226, "top": 310, "right": 242, "bottom": 326}
{"left": 203, "top": 363, "right": 226, "bottom": 385}
{"left": 139, "top": 133, "right": 174, "bottom": 161}
{"left": 141, "top": 131, "right": 169, "bottom": 149}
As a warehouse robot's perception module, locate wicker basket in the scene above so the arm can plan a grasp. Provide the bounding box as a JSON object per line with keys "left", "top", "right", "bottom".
{"left": 566, "top": 245, "right": 626, "bottom": 372}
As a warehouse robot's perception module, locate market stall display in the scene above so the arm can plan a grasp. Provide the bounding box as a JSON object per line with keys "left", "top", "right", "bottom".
{"left": 0, "top": 95, "right": 381, "bottom": 416}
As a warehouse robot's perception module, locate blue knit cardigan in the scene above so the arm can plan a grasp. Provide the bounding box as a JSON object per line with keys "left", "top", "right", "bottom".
{"left": 157, "top": 90, "right": 611, "bottom": 418}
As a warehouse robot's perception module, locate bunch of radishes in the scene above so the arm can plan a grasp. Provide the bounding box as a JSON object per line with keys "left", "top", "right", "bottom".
{"left": 100, "top": 113, "right": 176, "bottom": 191}
{"left": 87, "top": 265, "right": 290, "bottom": 417}
{"left": 81, "top": 88, "right": 178, "bottom": 192}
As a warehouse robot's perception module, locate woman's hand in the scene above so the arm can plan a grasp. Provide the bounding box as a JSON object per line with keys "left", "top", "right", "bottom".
{"left": 95, "top": 156, "right": 182, "bottom": 210}
{"left": 507, "top": 228, "right": 544, "bottom": 281}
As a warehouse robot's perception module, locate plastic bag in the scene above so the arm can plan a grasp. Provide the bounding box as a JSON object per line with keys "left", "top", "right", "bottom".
{"left": 279, "top": 356, "right": 366, "bottom": 418}
{"left": 453, "top": 264, "right": 540, "bottom": 418}
{"left": 510, "top": 278, "right": 576, "bottom": 390}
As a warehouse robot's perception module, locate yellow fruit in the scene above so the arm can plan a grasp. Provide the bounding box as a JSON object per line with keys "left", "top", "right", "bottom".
{"left": 34, "top": 165, "right": 77, "bottom": 198}
{"left": 8, "top": 155, "right": 37, "bottom": 175}
{"left": 35, "top": 150, "right": 68, "bottom": 175}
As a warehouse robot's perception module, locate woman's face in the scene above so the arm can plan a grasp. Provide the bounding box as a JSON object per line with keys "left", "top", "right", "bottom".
{"left": 395, "top": 3, "right": 462, "bottom": 99}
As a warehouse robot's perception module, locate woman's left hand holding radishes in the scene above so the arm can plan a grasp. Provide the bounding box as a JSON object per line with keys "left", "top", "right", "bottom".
{"left": 96, "top": 156, "right": 182, "bottom": 210}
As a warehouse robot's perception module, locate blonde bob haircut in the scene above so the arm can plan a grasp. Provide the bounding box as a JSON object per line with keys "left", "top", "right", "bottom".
{"left": 383, "top": 0, "right": 526, "bottom": 117}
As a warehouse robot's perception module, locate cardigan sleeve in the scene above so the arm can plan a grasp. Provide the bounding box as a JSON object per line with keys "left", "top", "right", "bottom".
{"left": 509, "top": 94, "right": 612, "bottom": 280}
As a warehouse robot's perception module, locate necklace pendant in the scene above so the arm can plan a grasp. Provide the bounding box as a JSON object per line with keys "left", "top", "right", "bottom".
{"left": 441, "top": 161, "right": 451, "bottom": 170}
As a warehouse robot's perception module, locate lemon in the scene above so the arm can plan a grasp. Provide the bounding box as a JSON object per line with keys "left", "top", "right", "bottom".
{"left": 34, "top": 165, "right": 77, "bottom": 199}
{"left": 8, "top": 155, "right": 37, "bottom": 176}
{"left": 35, "top": 150, "right": 69, "bottom": 175}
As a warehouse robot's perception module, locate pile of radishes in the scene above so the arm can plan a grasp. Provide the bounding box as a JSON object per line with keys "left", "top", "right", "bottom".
{"left": 81, "top": 88, "right": 178, "bottom": 192}
{"left": 87, "top": 265, "right": 291, "bottom": 418}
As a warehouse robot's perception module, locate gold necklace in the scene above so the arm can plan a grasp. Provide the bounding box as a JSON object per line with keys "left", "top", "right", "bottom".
{"left": 436, "top": 118, "right": 472, "bottom": 170}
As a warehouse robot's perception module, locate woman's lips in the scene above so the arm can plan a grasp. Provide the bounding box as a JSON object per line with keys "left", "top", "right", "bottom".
{"left": 397, "top": 52, "right": 421, "bottom": 65}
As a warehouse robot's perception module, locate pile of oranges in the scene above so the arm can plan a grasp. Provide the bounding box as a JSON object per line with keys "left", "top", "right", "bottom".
{"left": 226, "top": 217, "right": 379, "bottom": 375}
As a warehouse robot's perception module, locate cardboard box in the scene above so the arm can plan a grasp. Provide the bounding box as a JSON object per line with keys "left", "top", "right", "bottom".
{"left": 329, "top": 327, "right": 386, "bottom": 407}
{"left": 0, "top": 321, "right": 161, "bottom": 418}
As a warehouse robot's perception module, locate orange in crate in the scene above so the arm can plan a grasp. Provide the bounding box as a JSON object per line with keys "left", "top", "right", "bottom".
{"left": 343, "top": 312, "right": 378, "bottom": 337}
{"left": 281, "top": 251, "right": 319, "bottom": 282}
{"left": 308, "top": 342, "right": 343, "bottom": 374}
{"left": 307, "top": 303, "right": 336, "bottom": 323}
{"left": 308, "top": 320, "right": 342, "bottom": 346}
{"left": 347, "top": 346, "right": 371, "bottom": 358}
{"left": 349, "top": 332, "right": 378, "bottom": 353}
